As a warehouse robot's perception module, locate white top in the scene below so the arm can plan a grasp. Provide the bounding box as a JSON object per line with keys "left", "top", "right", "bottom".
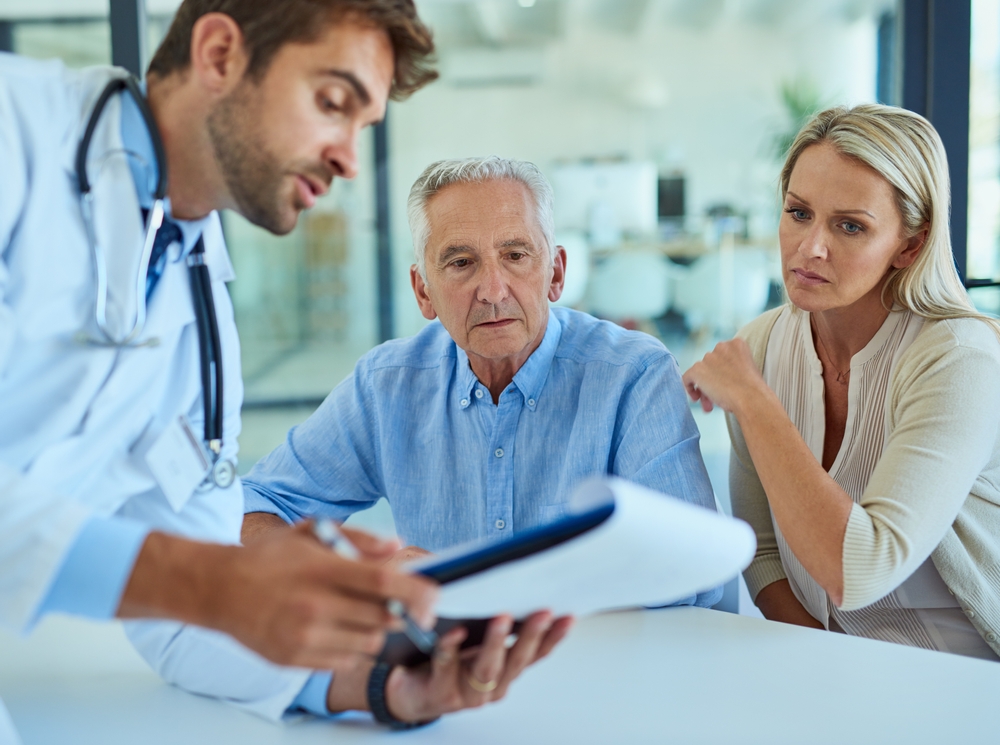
{"left": 763, "top": 308, "right": 997, "bottom": 660}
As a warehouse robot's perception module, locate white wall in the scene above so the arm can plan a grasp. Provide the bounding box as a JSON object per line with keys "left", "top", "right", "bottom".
{"left": 388, "top": 10, "right": 880, "bottom": 337}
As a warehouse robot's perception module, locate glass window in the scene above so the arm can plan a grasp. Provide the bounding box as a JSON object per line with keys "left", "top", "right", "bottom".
{"left": 5, "top": 2, "right": 109, "bottom": 69}
{"left": 392, "top": 0, "right": 890, "bottom": 507}
{"left": 969, "top": 0, "right": 1000, "bottom": 314}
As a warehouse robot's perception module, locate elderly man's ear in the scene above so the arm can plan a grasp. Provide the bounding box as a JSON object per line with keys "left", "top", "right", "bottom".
{"left": 410, "top": 265, "right": 438, "bottom": 321}
{"left": 548, "top": 246, "right": 567, "bottom": 303}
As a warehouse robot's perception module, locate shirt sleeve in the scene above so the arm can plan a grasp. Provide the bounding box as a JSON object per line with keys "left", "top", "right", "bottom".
{"left": 611, "top": 350, "right": 723, "bottom": 608}
{"left": 243, "top": 362, "right": 384, "bottom": 522}
{"left": 36, "top": 515, "right": 150, "bottom": 620}
{"left": 290, "top": 672, "right": 335, "bottom": 717}
{"left": 839, "top": 328, "right": 1000, "bottom": 610}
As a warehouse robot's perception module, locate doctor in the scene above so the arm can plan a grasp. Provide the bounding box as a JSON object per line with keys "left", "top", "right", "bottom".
{"left": 0, "top": 0, "right": 438, "bottom": 681}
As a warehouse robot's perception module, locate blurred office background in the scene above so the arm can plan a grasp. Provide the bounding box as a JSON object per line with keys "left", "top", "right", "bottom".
{"left": 3, "top": 2, "right": 998, "bottom": 610}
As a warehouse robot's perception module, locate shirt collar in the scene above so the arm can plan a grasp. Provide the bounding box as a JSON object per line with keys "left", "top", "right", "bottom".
{"left": 120, "top": 81, "right": 211, "bottom": 260}
{"left": 454, "top": 310, "right": 562, "bottom": 411}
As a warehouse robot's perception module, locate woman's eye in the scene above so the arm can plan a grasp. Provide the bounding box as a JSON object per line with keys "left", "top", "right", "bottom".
{"left": 841, "top": 221, "right": 862, "bottom": 235}
{"left": 785, "top": 207, "right": 808, "bottom": 221}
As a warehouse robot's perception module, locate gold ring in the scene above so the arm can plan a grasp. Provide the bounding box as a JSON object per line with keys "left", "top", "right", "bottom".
{"left": 465, "top": 672, "right": 499, "bottom": 693}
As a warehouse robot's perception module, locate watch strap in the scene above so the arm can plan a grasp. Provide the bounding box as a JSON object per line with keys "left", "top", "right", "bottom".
{"left": 366, "top": 661, "right": 439, "bottom": 730}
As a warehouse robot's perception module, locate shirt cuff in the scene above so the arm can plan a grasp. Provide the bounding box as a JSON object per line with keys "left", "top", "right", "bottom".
{"left": 243, "top": 485, "right": 297, "bottom": 523}
{"left": 291, "top": 672, "right": 334, "bottom": 717}
{"left": 37, "top": 515, "right": 150, "bottom": 620}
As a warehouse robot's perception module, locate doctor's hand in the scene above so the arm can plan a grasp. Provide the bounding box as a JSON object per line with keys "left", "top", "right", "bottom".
{"left": 682, "top": 338, "right": 768, "bottom": 415}
{"left": 119, "top": 522, "right": 438, "bottom": 672}
{"left": 327, "top": 611, "right": 574, "bottom": 723}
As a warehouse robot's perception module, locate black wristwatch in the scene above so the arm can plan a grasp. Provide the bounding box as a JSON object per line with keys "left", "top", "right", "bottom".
{"left": 367, "top": 661, "right": 439, "bottom": 730}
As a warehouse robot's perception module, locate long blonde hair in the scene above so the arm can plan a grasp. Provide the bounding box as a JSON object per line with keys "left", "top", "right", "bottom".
{"left": 780, "top": 104, "right": 1000, "bottom": 335}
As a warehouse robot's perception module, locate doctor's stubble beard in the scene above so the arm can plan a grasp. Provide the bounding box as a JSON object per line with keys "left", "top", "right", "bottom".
{"left": 206, "top": 83, "right": 320, "bottom": 236}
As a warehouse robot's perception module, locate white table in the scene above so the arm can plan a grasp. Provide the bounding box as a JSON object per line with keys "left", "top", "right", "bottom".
{"left": 2, "top": 607, "right": 998, "bottom": 744}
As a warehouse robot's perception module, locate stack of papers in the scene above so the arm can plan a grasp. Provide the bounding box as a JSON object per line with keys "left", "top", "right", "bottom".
{"left": 410, "top": 477, "right": 756, "bottom": 619}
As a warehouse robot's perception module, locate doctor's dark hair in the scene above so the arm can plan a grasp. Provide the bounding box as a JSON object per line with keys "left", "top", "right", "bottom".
{"left": 147, "top": 0, "right": 437, "bottom": 100}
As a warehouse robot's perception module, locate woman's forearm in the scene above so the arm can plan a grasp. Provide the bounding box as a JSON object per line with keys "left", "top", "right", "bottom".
{"left": 734, "top": 388, "right": 853, "bottom": 605}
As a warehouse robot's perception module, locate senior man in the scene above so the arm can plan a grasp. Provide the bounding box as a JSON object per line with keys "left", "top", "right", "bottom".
{"left": 150, "top": 156, "right": 720, "bottom": 727}
{"left": 243, "top": 157, "right": 720, "bottom": 558}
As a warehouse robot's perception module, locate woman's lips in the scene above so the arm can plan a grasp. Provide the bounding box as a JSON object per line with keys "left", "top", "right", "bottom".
{"left": 791, "top": 268, "right": 829, "bottom": 286}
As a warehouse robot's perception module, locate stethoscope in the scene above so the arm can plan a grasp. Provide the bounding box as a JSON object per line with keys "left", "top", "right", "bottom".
{"left": 75, "top": 75, "right": 236, "bottom": 490}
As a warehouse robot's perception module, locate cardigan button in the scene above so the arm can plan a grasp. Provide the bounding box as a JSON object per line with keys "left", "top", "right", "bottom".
{"left": 987, "top": 633, "right": 997, "bottom": 642}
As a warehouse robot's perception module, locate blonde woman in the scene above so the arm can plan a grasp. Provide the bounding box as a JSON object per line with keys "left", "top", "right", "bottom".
{"left": 683, "top": 104, "right": 1000, "bottom": 660}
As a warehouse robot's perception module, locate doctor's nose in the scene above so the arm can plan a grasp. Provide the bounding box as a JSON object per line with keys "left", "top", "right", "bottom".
{"left": 323, "top": 128, "right": 360, "bottom": 181}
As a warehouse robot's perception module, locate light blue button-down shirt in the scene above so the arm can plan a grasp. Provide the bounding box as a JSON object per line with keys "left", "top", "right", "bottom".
{"left": 245, "top": 306, "right": 721, "bottom": 604}
{"left": 250, "top": 306, "right": 722, "bottom": 718}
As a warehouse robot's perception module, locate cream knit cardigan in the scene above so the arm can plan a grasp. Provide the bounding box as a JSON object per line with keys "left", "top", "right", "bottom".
{"left": 728, "top": 306, "right": 1000, "bottom": 655}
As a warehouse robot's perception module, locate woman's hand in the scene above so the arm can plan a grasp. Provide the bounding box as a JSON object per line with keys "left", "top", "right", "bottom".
{"left": 682, "top": 338, "right": 768, "bottom": 415}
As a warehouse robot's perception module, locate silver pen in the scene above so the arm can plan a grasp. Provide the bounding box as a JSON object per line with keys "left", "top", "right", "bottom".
{"left": 310, "top": 518, "right": 438, "bottom": 655}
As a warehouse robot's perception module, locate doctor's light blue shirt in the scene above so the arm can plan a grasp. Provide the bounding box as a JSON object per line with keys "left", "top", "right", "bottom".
{"left": 245, "top": 307, "right": 721, "bottom": 596}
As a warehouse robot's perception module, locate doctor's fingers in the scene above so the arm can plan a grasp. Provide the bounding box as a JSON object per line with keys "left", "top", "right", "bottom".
{"left": 321, "top": 559, "right": 439, "bottom": 630}
{"left": 338, "top": 525, "right": 402, "bottom": 561}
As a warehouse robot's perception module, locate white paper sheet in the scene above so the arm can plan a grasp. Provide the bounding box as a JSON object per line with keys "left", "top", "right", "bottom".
{"left": 410, "top": 477, "right": 756, "bottom": 619}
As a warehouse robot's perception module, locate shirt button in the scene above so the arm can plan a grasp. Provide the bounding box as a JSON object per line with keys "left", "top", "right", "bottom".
{"left": 495, "top": 448, "right": 504, "bottom": 458}
{"left": 460, "top": 398, "right": 469, "bottom": 407}
{"left": 475, "top": 389, "right": 484, "bottom": 399}
{"left": 527, "top": 398, "right": 535, "bottom": 407}
{"left": 495, "top": 519, "right": 506, "bottom": 530}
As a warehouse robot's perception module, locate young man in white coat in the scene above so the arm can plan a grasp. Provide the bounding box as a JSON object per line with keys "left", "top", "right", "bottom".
{"left": 0, "top": 0, "right": 564, "bottom": 730}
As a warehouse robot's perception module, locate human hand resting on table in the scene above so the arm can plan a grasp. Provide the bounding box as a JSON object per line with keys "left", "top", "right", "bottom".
{"left": 326, "top": 611, "right": 574, "bottom": 723}
{"left": 681, "top": 338, "right": 769, "bottom": 414}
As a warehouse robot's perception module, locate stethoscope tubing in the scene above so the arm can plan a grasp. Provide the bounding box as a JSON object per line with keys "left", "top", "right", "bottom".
{"left": 76, "top": 75, "right": 231, "bottom": 483}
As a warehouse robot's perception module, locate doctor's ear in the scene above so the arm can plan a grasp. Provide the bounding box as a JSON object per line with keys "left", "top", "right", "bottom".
{"left": 188, "top": 12, "right": 249, "bottom": 94}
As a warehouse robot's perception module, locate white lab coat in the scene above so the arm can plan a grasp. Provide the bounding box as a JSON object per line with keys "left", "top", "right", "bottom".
{"left": 0, "top": 54, "right": 309, "bottom": 720}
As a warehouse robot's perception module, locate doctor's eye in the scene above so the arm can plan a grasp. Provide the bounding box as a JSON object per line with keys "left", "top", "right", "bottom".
{"left": 784, "top": 207, "right": 809, "bottom": 221}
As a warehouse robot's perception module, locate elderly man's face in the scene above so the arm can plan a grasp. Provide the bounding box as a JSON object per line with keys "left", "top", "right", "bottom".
{"left": 411, "top": 180, "right": 566, "bottom": 370}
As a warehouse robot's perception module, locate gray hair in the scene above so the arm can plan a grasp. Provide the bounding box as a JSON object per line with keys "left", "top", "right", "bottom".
{"left": 407, "top": 155, "right": 556, "bottom": 279}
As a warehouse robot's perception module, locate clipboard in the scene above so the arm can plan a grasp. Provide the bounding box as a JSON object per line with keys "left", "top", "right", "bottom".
{"left": 378, "top": 500, "right": 615, "bottom": 667}
{"left": 377, "top": 477, "right": 755, "bottom": 667}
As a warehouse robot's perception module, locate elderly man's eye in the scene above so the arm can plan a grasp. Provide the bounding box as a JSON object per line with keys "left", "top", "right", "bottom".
{"left": 451, "top": 258, "right": 471, "bottom": 268}
{"left": 508, "top": 252, "right": 525, "bottom": 260}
